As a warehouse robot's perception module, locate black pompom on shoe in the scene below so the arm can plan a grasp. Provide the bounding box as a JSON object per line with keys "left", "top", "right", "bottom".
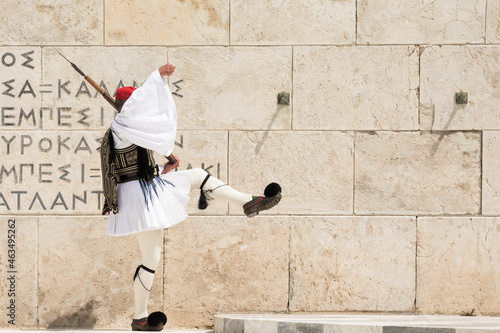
{"left": 131, "top": 312, "right": 167, "bottom": 331}
{"left": 243, "top": 183, "right": 282, "bottom": 218}
{"left": 148, "top": 311, "right": 167, "bottom": 328}
{"left": 264, "top": 182, "right": 281, "bottom": 197}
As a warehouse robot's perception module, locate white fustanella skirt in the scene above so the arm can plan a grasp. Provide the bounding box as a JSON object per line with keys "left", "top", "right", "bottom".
{"left": 106, "top": 166, "right": 191, "bottom": 236}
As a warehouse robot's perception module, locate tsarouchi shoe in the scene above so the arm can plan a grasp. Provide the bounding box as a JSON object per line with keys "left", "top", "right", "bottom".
{"left": 131, "top": 311, "right": 167, "bottom": 331}
{"left": 243, "top": 183, "right": 282, "bottom": 218}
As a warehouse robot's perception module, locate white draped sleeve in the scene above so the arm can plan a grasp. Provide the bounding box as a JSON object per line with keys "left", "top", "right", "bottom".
{"left": 110, "top": 69, "right": 177, "bottom": 156}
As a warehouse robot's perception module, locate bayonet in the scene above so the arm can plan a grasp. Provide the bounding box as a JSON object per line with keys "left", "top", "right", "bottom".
{"left": 57, "top": 51, "right": 119, "bottom": 111}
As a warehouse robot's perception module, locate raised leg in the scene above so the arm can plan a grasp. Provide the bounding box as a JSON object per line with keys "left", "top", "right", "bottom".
{"left": 188, "top": 168, "right": 281, "bottom": 216}
{"left": 189, "top": 168, "right": 252, "bottom": 206}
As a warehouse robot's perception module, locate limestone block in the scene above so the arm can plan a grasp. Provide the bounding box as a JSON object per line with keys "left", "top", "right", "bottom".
{"left": 168, "top": 47, "right": 292, "bottom": 130}
{"left": 487, "top": 0, "right": 500, "bottom": 43}
{"left": 163, "top": 216, "right": 289, "bottom": 328}
{"left": 153, "top": 130, "right": 229, "bottom": 215}
{"left": 228, "top": 131, "right": 354, "bottom": 215}
{"left": 357, "top": 0, "right": 486, "bottom": 44}
{"left": 230, "top": 0, "right": 355, "bottom": 45}
{"left": 0, "top": 130, "right": 104, "bottom": 215}
{"left": 289, "top": 216, "right": 416, "bottom": 312}
{"left": 417, "top": 217, "right": 500, "bottom": 314}
{"left": 293, "top": 46, "right": 419, "bottom": 130}
{"left": 420, "top": 46, "right": 500, "bottom": 130}
{"left": 483, "top": 132, "right": 500, "bottom": 214}
{"left": 38, "top": 216, "right": 163, "bottom": 329}
{"left": 0, "top": 0, "right": 102, "bottom": 45}
{"left": 0, "top": 217, "right": 38, "bottom": 328}
{"left": 41, "top": 47, "right": 167, "bottom": 130}
{"left": 105, "top": 0, "right": 228, "bottom": 45}
{"left": 0, "top": 47, "right": 41, "bottom": 130}
{"left": 355, "top": 131, "right": 480, "bottom": 215}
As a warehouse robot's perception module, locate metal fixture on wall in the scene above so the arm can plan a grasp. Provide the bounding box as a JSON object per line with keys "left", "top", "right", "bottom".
{"left": 455, "top": 91, "right": 468, "bottom": 104}
{"left": 278, "top": 92, "right": 290, "bottom": 105}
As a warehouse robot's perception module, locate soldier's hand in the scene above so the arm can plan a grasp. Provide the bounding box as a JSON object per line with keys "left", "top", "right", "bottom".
{"left": 159, "top": 63, "right": 176, "bottom": 76}
{"left": 161, "top": 155, "right": 180, "bottom": 174}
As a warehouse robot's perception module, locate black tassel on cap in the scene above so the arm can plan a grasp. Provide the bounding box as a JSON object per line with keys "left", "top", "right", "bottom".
{"left": 198, "top": 174, "right": 211, "bottom": 210}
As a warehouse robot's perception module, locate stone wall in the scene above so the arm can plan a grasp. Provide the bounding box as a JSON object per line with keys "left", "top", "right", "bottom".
{"left": 1, "top": 0, "right": 499, "bottom": 329}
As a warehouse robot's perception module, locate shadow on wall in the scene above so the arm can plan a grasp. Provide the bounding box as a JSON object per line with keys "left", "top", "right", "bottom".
{"left": 255, "top": 104, "right": 285, "bottom": 155}
{"left": 430, "top": 103, "right": 466, "bottom": 157}
{"left": 47, "top": 300, "right": 98, "bottom": 329}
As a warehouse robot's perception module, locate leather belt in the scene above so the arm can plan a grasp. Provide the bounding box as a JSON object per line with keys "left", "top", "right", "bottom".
{"left": 117, "top": 173, "right": 142, "bottom": 184}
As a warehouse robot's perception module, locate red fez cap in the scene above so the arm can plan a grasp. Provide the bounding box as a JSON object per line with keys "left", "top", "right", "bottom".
{"left": 115, "top": 86, "right": 137, "bottom": 100}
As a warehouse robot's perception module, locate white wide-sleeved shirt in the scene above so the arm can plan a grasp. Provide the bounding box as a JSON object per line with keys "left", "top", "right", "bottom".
{"left": 111, "top": 69, "right": 177, "bottom": 155}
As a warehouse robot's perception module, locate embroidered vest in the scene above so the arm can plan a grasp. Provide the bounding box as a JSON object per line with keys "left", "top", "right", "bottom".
{"left": 100, "top": 129, "right": 118, "bottom": 215}
{"left": 113, "top": 144, "right": 156, "bottom": 182}
{"left": 100, "top": 129, "right": 156, "bottom": 215}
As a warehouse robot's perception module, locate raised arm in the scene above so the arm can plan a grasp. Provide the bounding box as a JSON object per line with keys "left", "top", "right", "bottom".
{"left": 158, "top": 63, "right": 176, "bottom": 76}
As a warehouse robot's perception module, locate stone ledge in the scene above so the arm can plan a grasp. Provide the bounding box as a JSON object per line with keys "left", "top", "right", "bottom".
{"left": 0, "top": 329, "right": 213, "bottom": 333}
{"left": 214, "top": 314, "right": 500, "bottom": 333}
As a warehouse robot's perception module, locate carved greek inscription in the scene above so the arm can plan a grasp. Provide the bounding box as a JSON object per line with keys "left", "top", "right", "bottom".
{"left": 1, "top": 78, "right": 142, "bottom": 100}
{"left": 0, "top": 50, "right": 34, "bottom": 69}
{"left": 172, "top": 79, "right": 184, "bottom": 97}
{"left": 0, "top": 131, "right": 222, "bottom": 213}
{"left": 1, "top": 81, "right": 185, "bottom": 129}
{"left": 0, "top": 49, "right": 203, "bottom": 215}
{"left": 0, "top": 131, "right": 104, "bottom": 213}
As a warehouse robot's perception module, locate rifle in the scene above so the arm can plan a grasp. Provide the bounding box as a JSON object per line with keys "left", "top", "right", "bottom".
{"left": 57, "top": 51, "right": 119, "bottom": 111}
{"left": 58, "top": 51, "right": 177, "bottom": 165}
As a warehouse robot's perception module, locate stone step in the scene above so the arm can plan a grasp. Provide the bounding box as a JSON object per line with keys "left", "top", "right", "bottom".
{"left": 0, "top": 328, "right": 214, "bottom": 333}
{"left": 214, "top": 314, "right": 500, "bottom": 333}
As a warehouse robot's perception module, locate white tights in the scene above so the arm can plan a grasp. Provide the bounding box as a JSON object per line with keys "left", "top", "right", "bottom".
{"left": 133, "top": 168, "right": 252, "bottom": 319}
